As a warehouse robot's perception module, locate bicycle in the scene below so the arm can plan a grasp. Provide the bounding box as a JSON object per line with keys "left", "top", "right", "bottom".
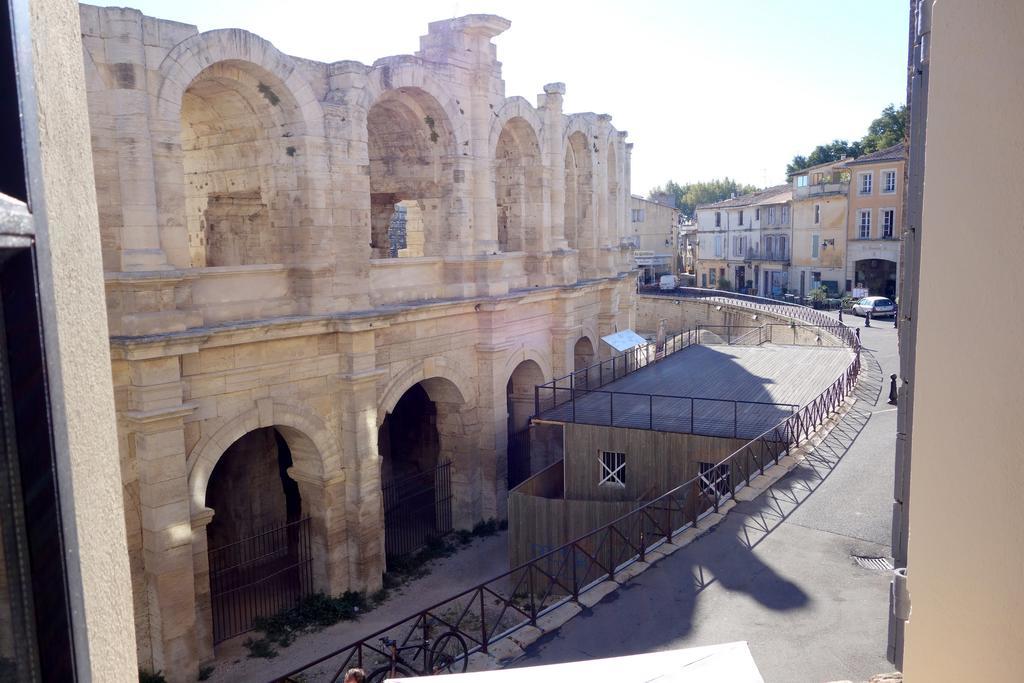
{"left": 365, "top": 631, "right": 469, "bottom": 682}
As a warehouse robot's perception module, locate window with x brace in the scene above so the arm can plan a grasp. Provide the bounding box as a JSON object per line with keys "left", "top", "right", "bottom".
{"left": 599, "top": 451, "right": 626, "bottom": 487}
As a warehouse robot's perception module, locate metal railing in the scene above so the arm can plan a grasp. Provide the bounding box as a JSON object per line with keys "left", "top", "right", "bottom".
{"left": 536, "top": 387, "right": 796, "bottom": 440}
{"left": 534, "top": 329, "right": 699, "bottom": 416}
{"left": 382, "top": 461, "right": 453, "bottom": 560}
{"left": 658, "top": 287, "right": 859, "bottom": 338}
{"left": 794, "top": 181, "right": 849, "bottom": 199}
{"left": 273, "top": 299, "right": 861, "bottom": 683}
{"left": 210, "top": 517, "right": 314, "bottom": 644}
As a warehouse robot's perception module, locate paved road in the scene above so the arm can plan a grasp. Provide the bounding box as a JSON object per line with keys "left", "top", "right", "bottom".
{"left": 510, "top": 313, "right": 900, "bottom": 682}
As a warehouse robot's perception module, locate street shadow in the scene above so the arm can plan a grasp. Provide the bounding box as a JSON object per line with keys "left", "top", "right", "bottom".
{"left": 514, "top": 348, "right": 883, "bottom": 665}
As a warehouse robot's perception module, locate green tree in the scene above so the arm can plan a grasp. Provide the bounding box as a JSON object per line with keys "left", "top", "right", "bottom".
{"left": 648, "top": 178, "right": 758, "bottom": 221}
{"left": 786, "top": 139, "right": 864, "bottom": 176}
{"left": 786, "top": 103, "right": 907, "bottom": 176}
{"left": 861, "top": 103, "right": 907, "bottom": 153}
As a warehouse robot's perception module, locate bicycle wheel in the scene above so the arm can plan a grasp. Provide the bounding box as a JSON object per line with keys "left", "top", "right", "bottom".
{"left": 366, "top": 663, "right": 416, "bottom": 683}
{"left": 429, "top": 631, "right": 468, "bottom": 674}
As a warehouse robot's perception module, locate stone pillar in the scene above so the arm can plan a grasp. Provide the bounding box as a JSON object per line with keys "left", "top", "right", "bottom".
{"left": 541, "top": 83, "right": 568, "bottom": 250}
{"left": 595, "top": 114, "right": 614, "bottom": 275}
{"left": 98, "top": 8, "right": 171, "bottom": 271}
{"left": 334, "top": 326, "right": 386, "bottom": 590}
{"left": 550, "top": 323, "right": 583, "bottom": 378}
{"left": 437, "top": 399, "right": 482, "bottom": 527}
{"left": 124, "top": 352, "right": 199, "bottom": 682}
{"left": 289, "top": 469, "right": 350, "bottom": 594}
{"left": 417, "top": 16, "right": 511, "bottom": 256}
{"left": 189, "top": 508, "right": 215, "bottom": 666}
{"left": 475, "top": 338, "right": 516, "bottom": 520}
{"left": 324, "top": 63, "right": 374, "bottom": 313}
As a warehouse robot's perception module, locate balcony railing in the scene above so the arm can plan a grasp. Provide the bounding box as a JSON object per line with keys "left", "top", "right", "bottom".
{"left": 729, "top": 248, "right": 790, "bottom": 262}
{"left": 794, "top": 182, "right": 849, "bottom": 199}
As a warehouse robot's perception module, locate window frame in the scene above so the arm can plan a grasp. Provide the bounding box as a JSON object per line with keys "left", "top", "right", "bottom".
{"left": 811, "top": 233, "right": 820, "bottom": 259}
{"left": 882, "top": 168, "right": 898, "bottom": 194}
{"left": 599, "top": 451, "right": 626, "bottom": 488}
{"left": 882, "top": 208, "right": 896, "bottom": 238}
{"left": 858, "top": 171, "right": 873, "bottom": 195}
{"left": 859, "top": 209, "right": 872, "bottom": 239}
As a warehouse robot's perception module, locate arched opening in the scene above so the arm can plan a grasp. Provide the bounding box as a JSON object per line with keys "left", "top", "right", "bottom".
{"left": 367, "top": 88, "right": 456, "bottom": 259}
{"left": 204, "top": 427, "right": 311, "bottom": 644}
{"left": 855, "top": 258, "right": 898, "bottom": 298}
{"left": 565, "top": 131, "right": 593, "bottom": 273}
{"left": 574, "top": 336, "right": 595, "bottom": 372}
{"left": 495, "top": 117, "right": 543, "bottom": 253}
{"left": 181, "top": 61, "right": 304, "bottom": 268}
{"left": 378, "top": 377, "right": 467, "bottom": 561}
{"left": 506, "top": 360, "right": 545, "bottom": 488}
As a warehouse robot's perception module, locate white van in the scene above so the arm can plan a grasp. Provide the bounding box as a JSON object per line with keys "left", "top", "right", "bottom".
{"left": 659, "top": 274, "right": 678, "bottom": 290}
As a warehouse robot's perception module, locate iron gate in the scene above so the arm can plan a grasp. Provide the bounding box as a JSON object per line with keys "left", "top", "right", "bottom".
{"left": 382, "top": 460, "right": 452, "bottom": 559}
{"left": 507, "top": 428, "right": 531, "bottom": 490}
{"left": 208, "top": 517, "right": 314, "bottom": 644}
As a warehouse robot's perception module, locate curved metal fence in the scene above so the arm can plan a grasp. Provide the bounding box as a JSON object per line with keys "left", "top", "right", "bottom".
{"left": 272, "top": 292, "right": 860, "bottom": 682}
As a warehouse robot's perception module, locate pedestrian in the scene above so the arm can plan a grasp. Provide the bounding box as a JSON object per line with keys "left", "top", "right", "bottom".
{"left": 345, "top": 668, "right": 366, "bottom": 683}
{"left": 838, "top": 307, "right": 843, "bottom": 323}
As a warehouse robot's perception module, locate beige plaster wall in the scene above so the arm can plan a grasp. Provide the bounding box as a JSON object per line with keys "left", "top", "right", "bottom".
{"left": 27, "top": 0, "right": 137, "bottom": 680}
{"left": 901, "top": 2, "right": 1024, "bottom": 681}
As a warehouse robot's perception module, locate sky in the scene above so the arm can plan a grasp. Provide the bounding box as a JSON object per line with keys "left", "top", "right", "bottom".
{"left": 104, "top": 0, "right": 909, "bottom": 194}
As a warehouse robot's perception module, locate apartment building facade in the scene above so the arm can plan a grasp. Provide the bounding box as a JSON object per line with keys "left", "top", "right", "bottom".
{"left": 845, "top": 143, "right": 904, "bottom": 298}
{"left": 789, "top": 159, "right": 851, "bottom": 298}
{"left": 629, "top": 194, "right": 680, "bottom": 284}
{"left": 695, "top": 185, "right": 791, "bottom": 295}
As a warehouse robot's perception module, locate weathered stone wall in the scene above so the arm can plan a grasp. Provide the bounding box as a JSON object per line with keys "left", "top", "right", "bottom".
{"left": 82, "top": 5, "right": 636, "bottom": 680}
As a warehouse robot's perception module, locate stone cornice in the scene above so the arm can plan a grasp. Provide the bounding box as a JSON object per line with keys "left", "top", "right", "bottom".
{"left": 122, "top": 402, "right": 197, "bottom": 425}
{"left": 107, "top": 275, "right": 630, "bottom": 352}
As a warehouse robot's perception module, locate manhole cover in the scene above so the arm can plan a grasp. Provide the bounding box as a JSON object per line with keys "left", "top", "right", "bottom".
{"left": 853, "top": 555, "right": 894, "bottom": 571}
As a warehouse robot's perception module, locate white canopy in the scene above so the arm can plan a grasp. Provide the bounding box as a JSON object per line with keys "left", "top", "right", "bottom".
{"left": 600, "top": 329, "right": 648, "bottom": 353}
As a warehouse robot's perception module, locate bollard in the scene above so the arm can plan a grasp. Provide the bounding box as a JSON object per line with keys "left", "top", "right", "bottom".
{"left": 894, "top": 313, "right": 899, "bottom": 329}
{"left": 855, "top": 328, "right": 860, "bottom": 341}
{"left": 888, "top": 374, "right": 898, "bottom": 405}
{"left": 865, "top": 310, "right": 871, "bottom": 327}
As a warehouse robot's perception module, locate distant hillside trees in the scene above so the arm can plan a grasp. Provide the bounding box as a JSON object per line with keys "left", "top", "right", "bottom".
{"left": 647, "top": 178, "right": 759, "bottom": 221}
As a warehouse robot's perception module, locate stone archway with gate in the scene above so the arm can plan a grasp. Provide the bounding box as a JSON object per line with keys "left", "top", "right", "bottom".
{"left": 187, "top": 401, "right": 347, "bottom": 658}
{"left": 377, "top": 365, "right": 480, "bottom": 562}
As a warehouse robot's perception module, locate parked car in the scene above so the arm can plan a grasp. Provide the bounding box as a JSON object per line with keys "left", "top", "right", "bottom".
{"left": 659, "top": 274, "right": 678, "bottom": 290}
{"left": 852, "top": 296, "right": 896, "bottom": 317}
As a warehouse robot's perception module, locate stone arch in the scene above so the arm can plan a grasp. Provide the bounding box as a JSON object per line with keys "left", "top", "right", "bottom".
{"left": 564, "top": 124, "right": 595, "bottom": 275}
{"left": 362, "top": 60, "right": 469, "bottom": 148}
{"left": 573, "top": 334, "right": 597, "bottom": 372}
{"left": 364, "top": 75, "right": 463, "bottom": 258}
{"left": 495, "top": 116, "right": 544, "bottom": 254}
{"left": 187, "top": 401, "right": 351, "bottom": 657}
{"left": 377, "top": 366, "right": 481, "bottom": 540}
{"left": 488, "top": 97, "right": 545, "bottom": 153}
{"left": 152, "top": 30, "right": 325, "bottom": 269}
{"left": 505, "top": 358, "right": 546, "bottom": 432}
{"left": 501, "top": 346, "right": 553, "bottom": 385}
{"left": 187, "top": 401, "right": 338, "bottom": 516}
{"left": 377, "top": 357, "right": 477, "bottom": 427}
{"left": 155, "top": 29, "right": 324, "bottom": 137}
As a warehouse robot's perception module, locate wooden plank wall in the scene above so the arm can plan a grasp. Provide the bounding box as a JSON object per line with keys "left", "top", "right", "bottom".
{"left": 562, "top": 423, "right": 748, "bottom": 502}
